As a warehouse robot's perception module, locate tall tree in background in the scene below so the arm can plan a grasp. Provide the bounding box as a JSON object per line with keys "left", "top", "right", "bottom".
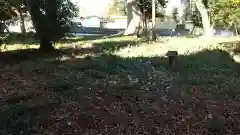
{"left": 209, "top": 0, "right": 240, "bottom": 34}
{"left": 194, "top": 0, "right": 213, "bottom": 37}
{"left": 124, "top": 0, "right": 165, "bottom": 36}
{"left": 26, "top": 0, "right": 78, "bottom": 51}
{"left": 168, "top": 0, "right": 213, "bottom": 37}
{"left": 8, "top": 0, "right": 28, "bottom": 35}
{"left": 123, "top": 0, "right": 142, "bottom": 35}
{"left": 0, "top": 0, "right": 28, "bottom": 34}
{"left": 0, "top": 0, "right": 18, "bottom": 33}
{"left": 132, "top": 0, "right": 213, "bottom": 37}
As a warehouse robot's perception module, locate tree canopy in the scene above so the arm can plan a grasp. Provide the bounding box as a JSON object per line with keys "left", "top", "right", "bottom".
{"left": 0, "top": 0, "right": 18, "bottom": 21}
{"left": 209, "top": 0, "right": 240, "bottom": 30}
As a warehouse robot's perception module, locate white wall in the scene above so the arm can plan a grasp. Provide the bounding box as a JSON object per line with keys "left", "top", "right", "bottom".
{"left": 104, "top": 16, "right": 128, "bottom": 29}
{"left": 81, "top": 17, "right": 101, "bottom": 27}
{"left": 72, "top": 0, "right": 113, "bottom": 17}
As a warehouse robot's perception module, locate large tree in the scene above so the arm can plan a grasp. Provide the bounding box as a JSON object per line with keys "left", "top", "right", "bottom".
{"left": 123, "top": 0, "right": 142, "bottom": 35}
{"left": 194, "top": 0, "right": 213, "bottom": 37}
{"left": 26, "top": 0, "right": 78, "bottom": 51}
{"left": 124, "top": 0, "right": 165, "bottom": 36}
{"left": 165, "top": 0, "right": 213, "bottom": 37}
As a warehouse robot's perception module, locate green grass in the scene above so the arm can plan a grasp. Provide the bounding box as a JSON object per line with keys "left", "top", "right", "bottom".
{"left": 0, "top": 36, "right": 240, "bottom": 134}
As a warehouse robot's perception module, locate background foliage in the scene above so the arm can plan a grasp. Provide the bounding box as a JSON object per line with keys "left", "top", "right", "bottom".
{"left": 209, "top": 0, "right": 240, "bottom": 31}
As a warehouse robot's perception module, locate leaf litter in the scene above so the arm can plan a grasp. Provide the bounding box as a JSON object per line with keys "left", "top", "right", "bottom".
{"left": 0, "top": 58, "right": 240, "bottom": 135}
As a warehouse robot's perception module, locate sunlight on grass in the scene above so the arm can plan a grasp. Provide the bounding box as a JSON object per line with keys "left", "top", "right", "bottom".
{"left": 0, "top": 36, "right": 137, "bottom": 52}
{"left": 1, "top": 36, "right": 239, "bottom": 62}
{"left": 114, "top": 37, "right": 239, "bottom": 58}
{"left": 0, "top": 44, "right": 39, "bottom": 52}
{"left": 92, "top": 36, "right": 137, "bottom": 43}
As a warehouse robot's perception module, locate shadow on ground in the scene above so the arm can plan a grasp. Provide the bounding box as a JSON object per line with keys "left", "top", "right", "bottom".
{"left": 91, "top": 40, "right": 139, "bottom": 52}
{"left": 1, "top": 32, "right": 39, "bottom": 45}
{"left": 0, "top": 32, "right": 107, "bottom": 45}
{"left": 1, "top": 34, "right": 86, "bottom": 45}
{"left": 60, "top": 34, "right": 108, "bottom": 43}
{"left": 0, "top": 43, "right": 240, "bottom": 134}
{"left": 0, "top": 37, "right": 140, "bottom": 63}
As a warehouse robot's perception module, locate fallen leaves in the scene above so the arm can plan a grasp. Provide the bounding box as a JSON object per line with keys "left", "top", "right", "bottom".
{"left": 0, "top": 57, "right": 240, "bottom": 135}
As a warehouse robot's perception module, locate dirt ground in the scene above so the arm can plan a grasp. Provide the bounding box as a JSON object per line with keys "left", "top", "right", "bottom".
{"left": 0, "top": 37, "right": 240, "bottom": 134}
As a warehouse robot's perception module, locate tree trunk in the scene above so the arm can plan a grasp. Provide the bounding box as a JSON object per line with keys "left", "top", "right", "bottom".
{"left": 195, "top": 0, "right": 213, "bottom": 37}
{"left": 0, "top": 22, "right": 4, "bottom": 34}
{"left": 19, "top": 10, "right": 26, "bottom": 35}
{"left": 26, "top": 0, "right": 55, "bottom": 52}
{"left": 39, "top": 39, "right": 54, "bottom": 52}
{"left": 124, "top": 0, "right": 142, "bottom": 35}
{"left": 142, "top": 11, "right": 148, "bottom": 37}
